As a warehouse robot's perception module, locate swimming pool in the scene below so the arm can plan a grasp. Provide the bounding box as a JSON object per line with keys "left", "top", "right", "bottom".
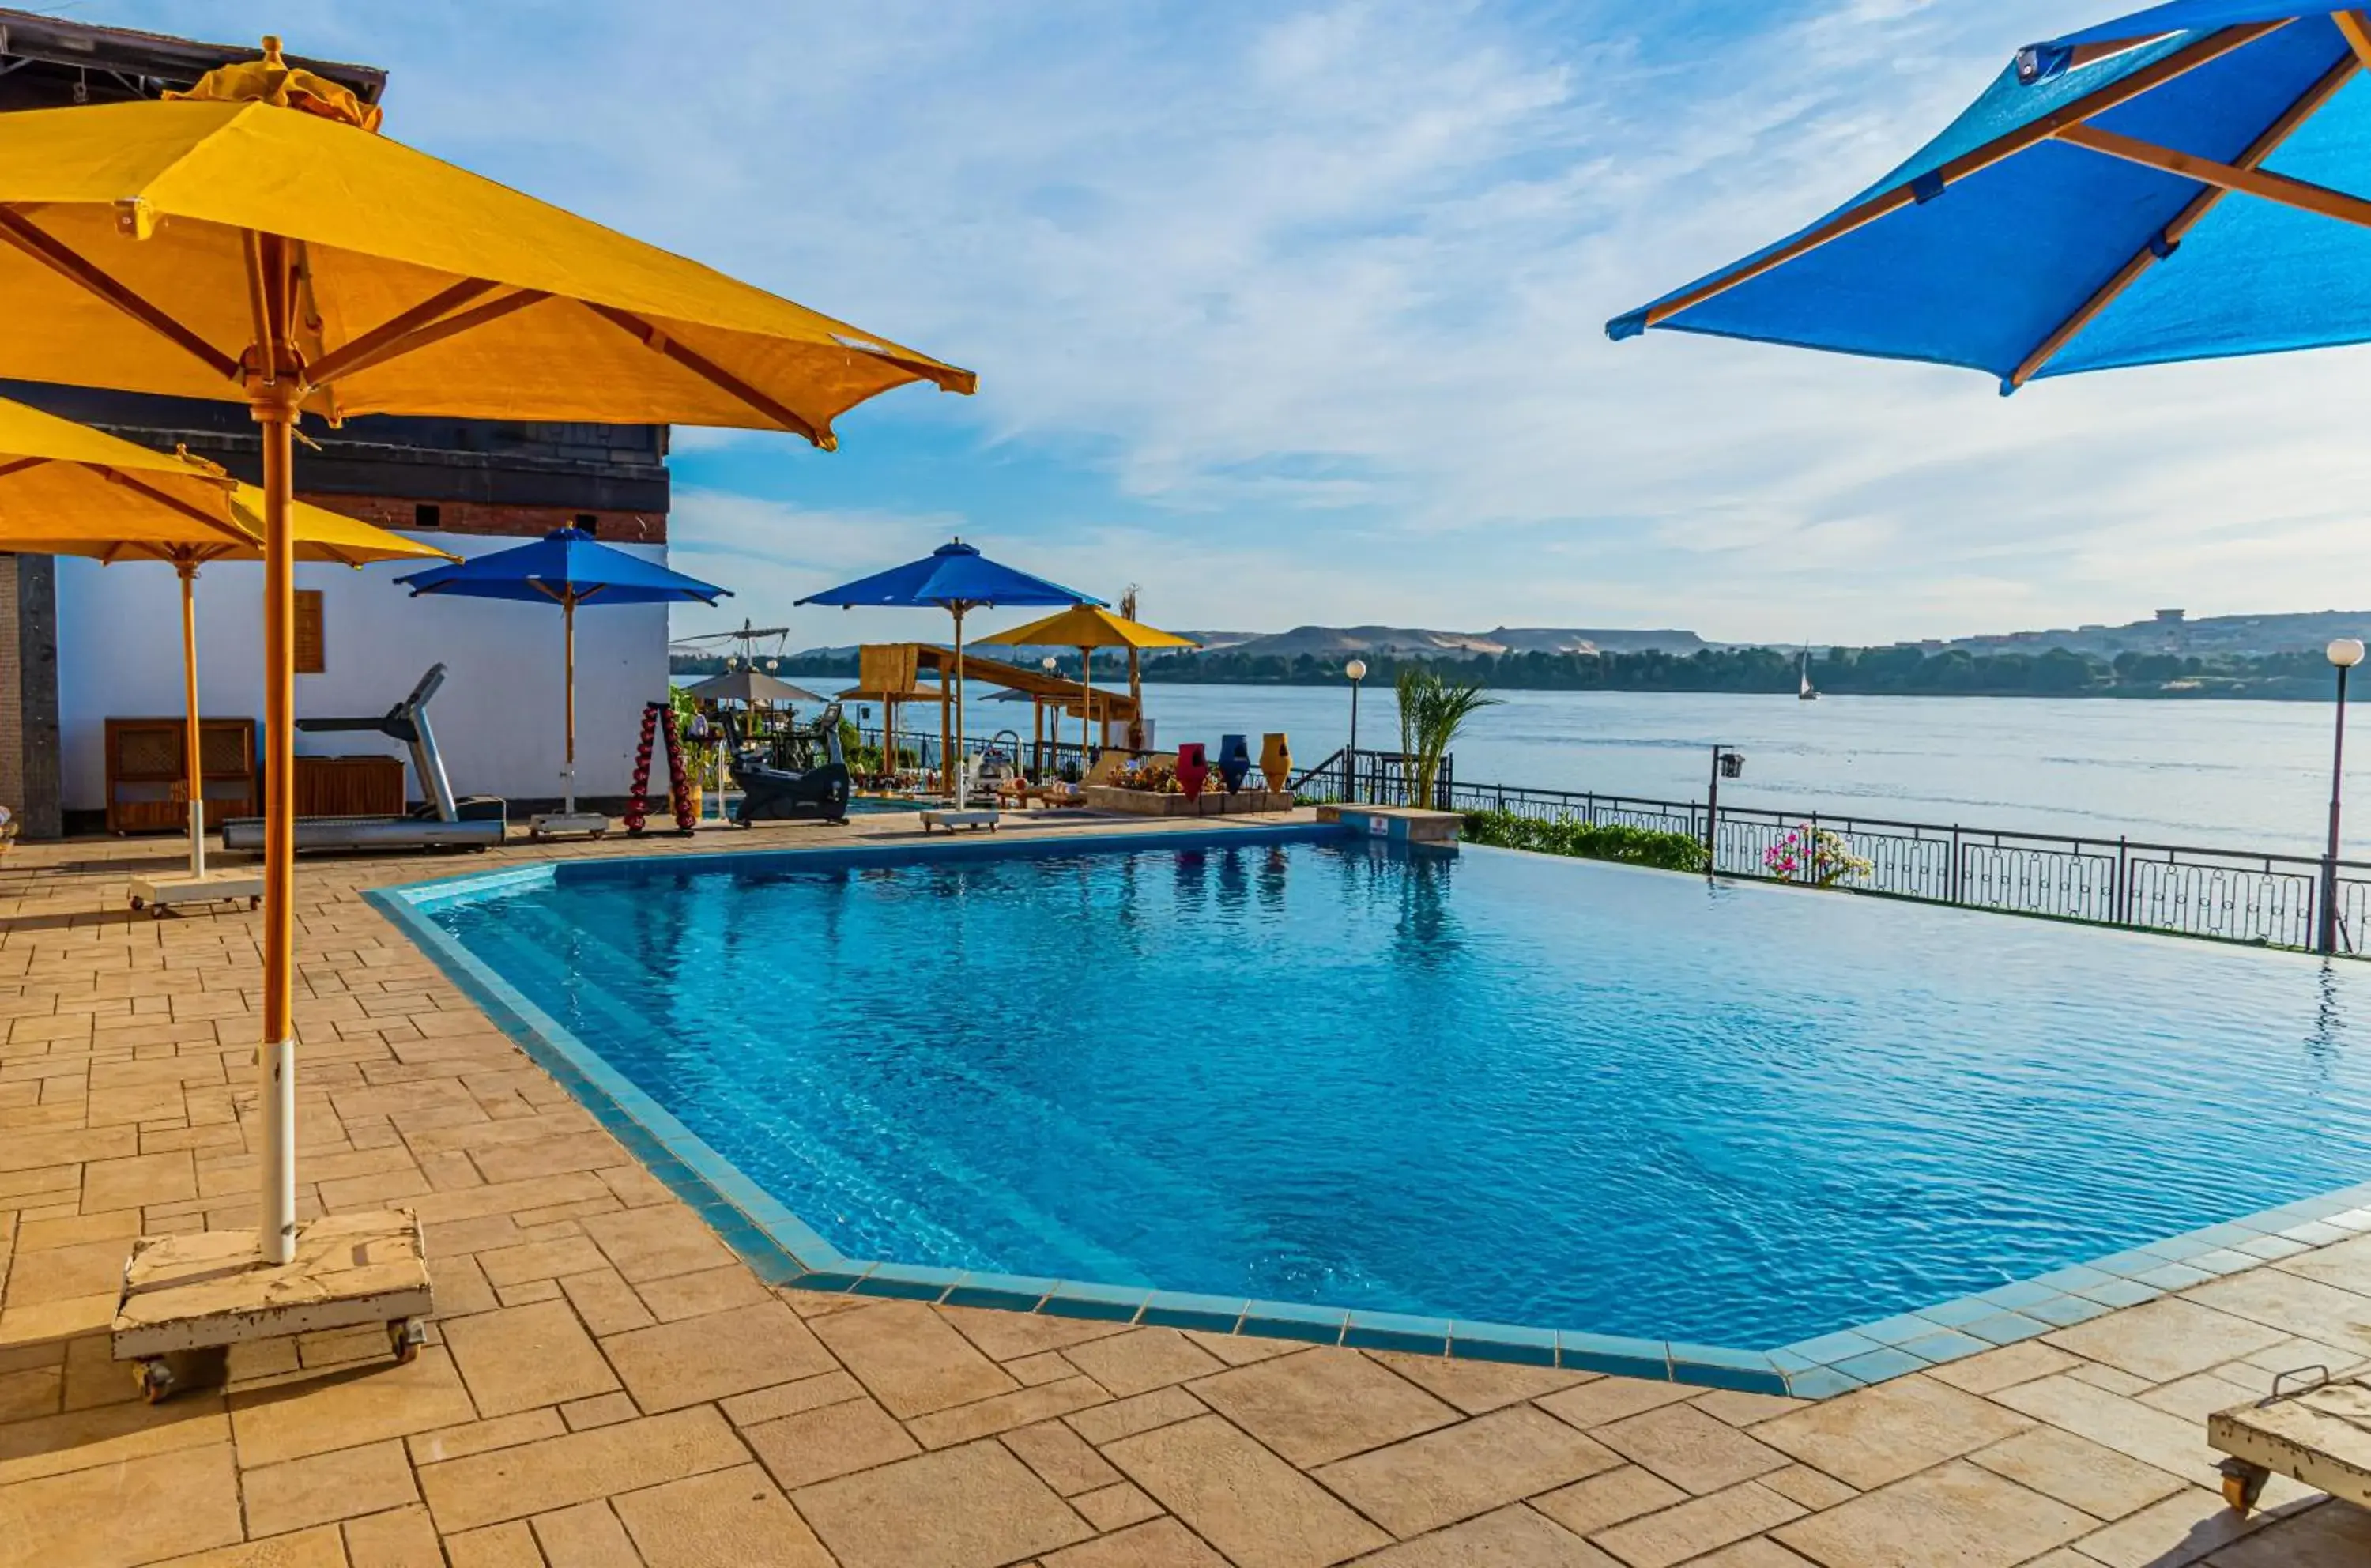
{"left": 383, "top": 825, "right": 2371, "bottom": 1392}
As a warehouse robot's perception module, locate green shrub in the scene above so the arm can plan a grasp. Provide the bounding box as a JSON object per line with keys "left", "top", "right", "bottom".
{"left": 1461, "top": 809, "right": 1709, "bottom": 873}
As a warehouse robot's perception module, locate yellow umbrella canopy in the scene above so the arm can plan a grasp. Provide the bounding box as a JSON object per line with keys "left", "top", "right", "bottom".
{"left": 0, "top": 38, "right": 974, "bottom": 1268}
{"left": 982, "top": 606, "right": 1197, "bottom": 752}
{"left": 0, "top": 392, "right": 454, "bottom": 886}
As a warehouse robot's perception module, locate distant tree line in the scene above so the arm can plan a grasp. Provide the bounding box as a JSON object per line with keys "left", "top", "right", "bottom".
{"left": 1122, "top": 644, "right": 2364, "bottom": 699}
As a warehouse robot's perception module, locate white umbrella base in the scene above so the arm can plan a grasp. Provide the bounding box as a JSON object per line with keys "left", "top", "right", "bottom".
{"left": 529, "top": 811, "right": 612, "bottom": 839}
{"left": 127, "top": 871, "right": 263, "bottom": 915}
{"left": 111, "top": 1209, "right": 434, "bottom": 1402}
{"left": 920, "top": 808, "right": 1001, "bottom": 834}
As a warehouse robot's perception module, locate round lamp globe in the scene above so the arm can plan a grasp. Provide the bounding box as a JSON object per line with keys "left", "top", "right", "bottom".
{"left": 1345, "top": 659, "right": 1369, "bottom": 682}
{"left": 2330, "top": 638, "right": 2365, "bottom": 670}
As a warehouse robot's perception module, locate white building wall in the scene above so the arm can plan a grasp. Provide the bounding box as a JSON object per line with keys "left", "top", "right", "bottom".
{"left": 56, "top": 530, "right": 672, "bottom": 812}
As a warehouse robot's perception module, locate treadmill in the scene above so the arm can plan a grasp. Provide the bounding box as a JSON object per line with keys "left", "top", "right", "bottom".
{"left": 223, "top": 664, "right": 507, "bottom": 853}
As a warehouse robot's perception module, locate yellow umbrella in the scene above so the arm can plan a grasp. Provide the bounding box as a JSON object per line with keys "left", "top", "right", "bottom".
{"left": 0, "top": 39, "right": 972, "bottom": 1267}
{"left": 0, "top": 394, "right": 454, "bottom": 891}
{"left": 982, "top": 605, "right": 1197, "bottom": 758}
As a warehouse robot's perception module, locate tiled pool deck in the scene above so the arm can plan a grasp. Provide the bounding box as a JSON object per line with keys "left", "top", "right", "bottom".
{"left": 2, "top": 812, "right": 2369, "bottom": 1566}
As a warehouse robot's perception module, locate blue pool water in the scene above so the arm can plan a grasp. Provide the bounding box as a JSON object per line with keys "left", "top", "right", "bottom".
{"left": 412, "top": 831, "right": 2371, "bottom": 1349}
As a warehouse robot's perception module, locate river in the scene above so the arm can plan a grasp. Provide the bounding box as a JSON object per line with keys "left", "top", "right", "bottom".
{"left": 985, "top": 685, "right": 2350, "bottom": 857}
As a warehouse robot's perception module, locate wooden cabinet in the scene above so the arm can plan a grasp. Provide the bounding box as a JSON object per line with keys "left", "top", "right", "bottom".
{"left": 294, "top": 756, "right": 405, "bottom": 818}
{"left": 104, "top": 718, "right": 258, "bottom": 835}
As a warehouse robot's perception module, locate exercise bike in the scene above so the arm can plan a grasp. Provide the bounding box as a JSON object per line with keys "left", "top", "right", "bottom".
{"left": 726, "top": 705, "right": 852, "bottom": 825}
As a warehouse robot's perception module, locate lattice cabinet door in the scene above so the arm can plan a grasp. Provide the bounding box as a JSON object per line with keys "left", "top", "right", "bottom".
{"left": 104, "top": 717, "right": 258, "bottom": 834}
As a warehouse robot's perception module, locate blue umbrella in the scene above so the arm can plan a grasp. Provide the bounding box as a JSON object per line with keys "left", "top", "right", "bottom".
{"left": 397, "top": 527, "right": 728, "bottom": 828}
{"left": 1608, "top": 6, "right": 2371, "bottom": 391}
{"left": 797, "top": 539, "right": 1099, "bottom": 805}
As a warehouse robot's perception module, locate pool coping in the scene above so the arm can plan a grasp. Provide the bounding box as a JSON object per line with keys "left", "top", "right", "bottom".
{"left": 365, "top": 823, "right": 2371, "bottom": 1402}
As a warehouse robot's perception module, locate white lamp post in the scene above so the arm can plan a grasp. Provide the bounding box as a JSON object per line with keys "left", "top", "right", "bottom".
{"left": 1344, "top": 658, "right": 1368, "bottom": 802}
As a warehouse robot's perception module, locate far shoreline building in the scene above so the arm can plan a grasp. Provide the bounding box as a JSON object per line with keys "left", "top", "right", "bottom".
{"left": 0, "top": 10, "right": 673, "bottom": 835}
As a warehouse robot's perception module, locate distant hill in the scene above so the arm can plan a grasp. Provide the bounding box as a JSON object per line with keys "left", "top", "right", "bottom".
{"left": 1172, "top": 624, "right": 1708, "bottom": 660}
{"left": 1933, "top": 609, "right": 2371, "bottom": 660}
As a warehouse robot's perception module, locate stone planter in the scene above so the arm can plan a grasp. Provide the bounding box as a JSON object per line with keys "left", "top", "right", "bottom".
{"left": 1084, "top": 786, "right": 1295, "bottom": 817}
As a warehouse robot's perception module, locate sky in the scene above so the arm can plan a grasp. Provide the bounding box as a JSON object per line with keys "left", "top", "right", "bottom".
{"left": 80, "top": 0, "right": 2371, "bottom": 649}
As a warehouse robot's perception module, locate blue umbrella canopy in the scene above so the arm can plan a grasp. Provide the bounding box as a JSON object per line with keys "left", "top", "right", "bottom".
{"left": 395, "top": 526, "right": 728, "bottom": 605}
{"left": 1609, "top": 7, "right": 2371, "bottom": 391}
{"left": 796, "top": 538, "right": 1101, "bottom": 609}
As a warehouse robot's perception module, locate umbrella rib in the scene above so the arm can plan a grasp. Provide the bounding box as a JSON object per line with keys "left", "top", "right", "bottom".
{"left": 2339, "top": 11, "right": 2371, "bottom": 70}
{"left": 307, "top": 287, "right": 551, "bottom": 390}
{"left": 82, "top": 464, "right": 259, "bottom": 546}
{"left": 303, "top": 278, "right": 503, "bottom": 385}
{"left": 1638, "top": 22, "right": 2287, "bottom": 332}
{"left": 0, "top": 457, "right": 47, "bottom": 481}
{"left": 0, "top": 206, "right": 242, "bottom": 382}
{"left": 581, "top": 303, "right": 827, "bottom": 447}
{"left": 2010, "top": 49, "right": 2358, "bottom": 389}
{"left": 2054, "top": 121, "right": 2371, "bottom": 233}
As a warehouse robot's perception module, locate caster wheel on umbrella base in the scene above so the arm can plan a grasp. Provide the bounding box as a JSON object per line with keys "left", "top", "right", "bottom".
{"left": 134, "top": 1359, "right": 174, "bottom": 1404}
{"left": 390, "top": 1317, "right": 425, "bottom": 1365}
{"left": 2218, "top": 1457, "right": 2270, "bottom": 1515}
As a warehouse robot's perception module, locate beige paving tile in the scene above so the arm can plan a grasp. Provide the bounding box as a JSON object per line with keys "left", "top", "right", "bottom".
{"left": 2045, "top": 1298, "right": 2291, "bottom": 1385}
{"left": 811, "top": 1298, "right": 1020, "bottom": 1417}
{"left": 405, "top": 1407, "right": 567, "bottom": 1465}
{"left": 603, "top": 1298, "right": 833, "bottom": 1412}
{"left": 1775, "top": 1460, "right": 2090, "bottom": 1568}
{"left": 0, "top": 1365, "right": 60, "bottom": 1420}
{"left": 556, "top": 1265, "right": 657, "bottom": 1336}
{"left": 720, "top": 1368, "right": 866, "bottom": 1427}
{"left": 0, "top": 1291, "right": 115, "bottom": 1347}
{"left": 580, "top": 1204, "right": 731, "bottom": 1282}
{"left": 1688, "top": 1389, "right": 1808, "bottom": 1427}
{"left": 2207, "top": 1497, "right": 2371, "bottom": 1566}
{"left": 744, "top": 1394, "right": 921, "bottom": 1489}
{"left": 1676, "top": 1542, "right": 1825, "bottom": 1568}
{"left": 633, "top": 1262, "right": 769, "bottom": 1321}
{"left": 1366, "top": 1351, "right": 1581, "bottom": 1415}
{"left": 906, "top": 1373, "right": 1112, "bottom": 1449}
{"left": 1192, "top": 1348, "right": 1458, "bottom": 1467}
{"left": 81, "top": 1149, "right": 196, "bottom": 1212}
{"left": 0, "top": 1397, "right": 229, "bottom": 1486}
{"left": 531, "top": 1498, "right": 641, "bottom": 1565}
{"left": 435, "top": 1521, "right": 543, "bottom": 1567}
{"left": 793, "top": 1439, "right": 1095, "bottom": 1568}
{"left": 145, "top": 1526, "right": 349, "bottom": 1567}
{"left": 1591, "top": 1402, "right": 1789, "bottom": 1495}
{"left": 1063, "top": 1327, "right": 1227, "bottom": 1397}
{"left": 1005, "top": 1418, "right": 1125, "bottom": 1495}
{"left": 1530, "top": 1464, "right": 1688, "bottom": 1538}
{"left": 231, "top": 1345, "right": 478, "bottom": 1467}
{"left": 1966, "top": 1423, "right": 2185, "bottom": 1523}
{"left": 1754, "top": 1374, "right": 2031, "bottom": 1490}
{"left": 2272, "top": 1231, "right": 2371, "bottom": 1294}
{"left": 1344, "top": 1503, "right": 1616, "bottom": 1565}
{"left": 341, "top": 1502, "right": 445, "bottom": 1568}
{"left": 13, "top": 1209, "right": 139, "bottom": 1253}
{"left": 614, "top": 1463, "right": 836, "bottom": 1568}
{"left": 1108, "top": 1412, "right": 1390, "bottom": 1568}
{"left": 1923, "top": 1341, "right": 2080, "bottom": 1396}
{"left": 2139, "top": 1370, "right": 2264, "bottom": 1424}
{"left": 1536, "top": 1375, "right": 1697, "bottom": 1432}
{"left": 2, "top": 1237, "right": 131, "bottom": 1306}
{"left": 473, "top": 1234, "right": 609, "bottom": 1287}
{"left": 1588, "top": 1480, "right": 1804, "bottom": 1568}
{"left": 2068, "top": 1486, "right": 2271, "bottom": 1568}
{"left": 1076, "top": 1479, "right": 1164, "bottom": 1530}
{"left": 1039, "top": 1517, "right": 1231, "bottom": 1568}
{"left": 0, "top": 1439, "right": 243, "bottom": 1568}
{"left": 1186, "top": 1330, "right": 1301, "bottom": 1366}
{"left": 1758, "top": 1462, "right": 1855, "bottom": 1511}
{"left": 560, "top": 1390, "right": 638, "bottom": 1430}
{"left": 243, "top": 1436, "right": 420, "bottom": 1536}
{"left": 442, "top": 1296, "right": 619, "bottom": 1416}
{"left": 472, "top": 1129, "right": 624, "bottom": 1184}
{"left": 1314, "top": 1404, "right": 1623, "bottom": 1540}
{"left": 417, "top": 1404, "right": 749, "bottom": 1532}
{"left": 940, "top": 1302, "right": 1133, "bottom": 1362}
{"left": 1988, "top": 1372, "right": 2223, "bottom": 1486}
{"left": 2184, "top": 1269, "right": 2371, "bottom": 1357}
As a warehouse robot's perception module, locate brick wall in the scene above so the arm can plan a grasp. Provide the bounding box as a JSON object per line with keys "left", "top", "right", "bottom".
{"left": 298, "top": 495, "right": 667, "bottom": 545}
{"left": 0, "top": 556, "right": 20, "bottom": 817}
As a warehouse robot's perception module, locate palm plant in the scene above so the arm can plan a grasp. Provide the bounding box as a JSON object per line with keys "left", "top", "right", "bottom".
{"left": 1395, "top": 667, "right": 1500, "bottom": 808}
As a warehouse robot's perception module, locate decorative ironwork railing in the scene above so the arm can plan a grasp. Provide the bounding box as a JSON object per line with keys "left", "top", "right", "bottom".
{"left": 1291, "top": 748, "right": 2370, "bottom": 957}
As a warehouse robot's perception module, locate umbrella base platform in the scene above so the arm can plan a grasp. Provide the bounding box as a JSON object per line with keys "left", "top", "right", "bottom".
{"left": 2209, "top": 1364, "right": 2371, "bottom": 1513}
{"left": 529, "top": 811, "right": 612, "bottom": 839}
{"left": 127, "top": 870, "right": 263, "bottom": 914}
{"left": 111, "top": 1209, "right": 433, "bottom": 1403}
{"left": 921, "top": 808, "right": 1001, "bottom": 834}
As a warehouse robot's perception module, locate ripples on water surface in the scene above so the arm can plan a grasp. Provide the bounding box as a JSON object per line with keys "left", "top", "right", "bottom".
{"left": 430, "top": 838, "right": 2371, "bottom": 1348}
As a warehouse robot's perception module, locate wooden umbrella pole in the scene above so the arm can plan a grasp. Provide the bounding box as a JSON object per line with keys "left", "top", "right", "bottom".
{"left": 178, "top": 563, "right": 205, "bottom": 881}
{"left": 952, "top": 605, "right": 968, "bottom": 808}
{"left": 254, "top": 375, "right": 300, "bottom": 1265}
{"left": 563, "top": 594, "right": 578, "bottom": 814}
{"left": 1079, "top": 646, "right": 1091, "bottom": 760}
